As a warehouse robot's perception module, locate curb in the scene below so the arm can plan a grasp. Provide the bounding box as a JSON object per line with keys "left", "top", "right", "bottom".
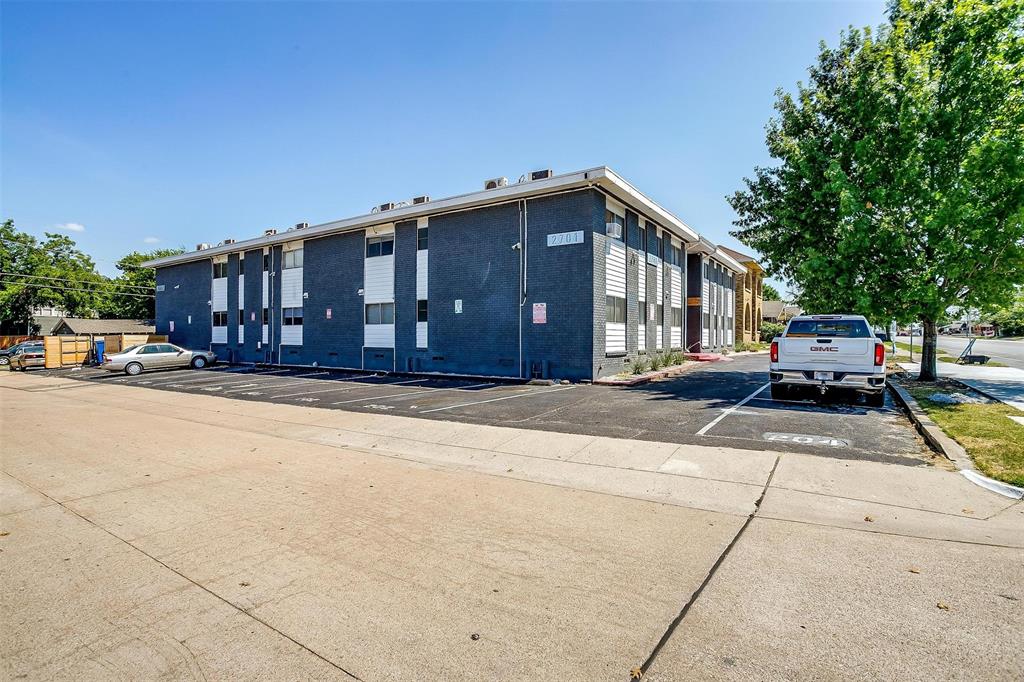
{"left": 594, "top": 362, "right": 699, "bottom": 387}
{"left": 889, "top": 382, "right": 1024, "bottom": 500}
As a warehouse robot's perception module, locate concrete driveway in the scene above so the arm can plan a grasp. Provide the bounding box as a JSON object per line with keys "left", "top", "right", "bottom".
{"left": 1, "top": 373, "right": 1021, "bottom": 680}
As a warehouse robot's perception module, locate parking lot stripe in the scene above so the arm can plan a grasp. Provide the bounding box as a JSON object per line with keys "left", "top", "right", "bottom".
{"left": 418, "top": 385, "right": 575, "bottom": 413}
{"left": 330, "top": 382, "right": 494, "bottom": 405}
{"left": 221, "top": 373, "right": 380, "bottom": 394}
{"left": 695, "top": 383, "right": 769, "bottom": 436}
{"left": 268, "top": 380, "right": 403, "bottom": 399}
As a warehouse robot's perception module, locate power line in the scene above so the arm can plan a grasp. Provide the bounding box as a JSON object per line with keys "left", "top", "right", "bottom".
{"left": 0, "top": 236, "right": 155, "bottom": 269}
{"left": 0, "top": 280, "right": 154, "bottom": 299}
{"left": 0, "top": 271, "right": 155, "bottom": 291}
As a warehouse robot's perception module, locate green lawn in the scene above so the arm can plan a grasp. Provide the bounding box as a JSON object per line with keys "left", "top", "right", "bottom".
{"left": 905, "top": 383, "right": 1024, "bottom": 487}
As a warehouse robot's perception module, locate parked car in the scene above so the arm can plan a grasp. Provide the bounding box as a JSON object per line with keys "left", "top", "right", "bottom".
{"left": 7, "top": 343, "right": 45, "bottom": 371}
{"left": 102, "top": 343, "right": 216, "bottom": 375}
{"left": 0, "top": 341, "right": 40, "bottom": 366}
{"left": 769, "top": 314, "right": 887, "bottom": 407}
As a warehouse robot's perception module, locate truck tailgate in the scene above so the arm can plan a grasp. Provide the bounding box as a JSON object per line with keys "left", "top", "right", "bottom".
{"left": 779, "top": 337, "right": 874, "bottom": 371}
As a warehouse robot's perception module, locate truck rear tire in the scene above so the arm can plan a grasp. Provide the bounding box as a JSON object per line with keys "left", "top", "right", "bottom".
{"left": 866, "top": 390, "right": 885, "bottom": 407}
{"left": 770, "top": 383, "right": 789, "bottom": 401}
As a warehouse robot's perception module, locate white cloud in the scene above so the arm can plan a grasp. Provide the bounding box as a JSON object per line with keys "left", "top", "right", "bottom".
{"left": 55, "top": 222, "right": 85, "bottom": 233}
{"left": 143, "top": 236, "right": 161, "bottom": 244}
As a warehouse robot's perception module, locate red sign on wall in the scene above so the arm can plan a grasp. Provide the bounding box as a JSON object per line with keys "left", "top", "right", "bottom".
{"left": 533, "top": 303, "right": 547, "bottom": 324}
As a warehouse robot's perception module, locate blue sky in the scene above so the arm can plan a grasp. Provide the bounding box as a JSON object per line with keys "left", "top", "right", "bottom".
{"left": 2, "top": 1, "right": 886, "bottom": 291}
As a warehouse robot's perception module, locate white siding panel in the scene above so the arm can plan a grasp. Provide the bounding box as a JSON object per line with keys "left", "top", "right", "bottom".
{"left": 670, "top": 268, "right": 682, "bottom": 307}
{"left": 671, "top": 327, "right": 682, "bottom": 348}
{"left": 238, "top": 274, "right": 244, "bottom": 305}
{"left": 638, "top": 324, "right": 646, "bottom": 351}
{"left": 605, "top": 322, "right": 626, "bottom": 354}
{"left": 365, "top": 323, "right": 395, "bottom": 348}
{"left": 212, "top": 326, "right": 227, "bottom": 344}
{"left": 238, "top": 325, "right": 245, "bottom": 344}
{"left": 262, "top": 272, "right": 269, "bottom": 307}
{"left": 364, "top": 255, "right": 394, "bottom": 303}
{"left": 702, "top": 327, "right": 710, "bottom": 348}
{"left": 638, "top": 261, "right": 646, "bottom": 302}
{"left": 212, "top": 278, "right": 228, "bottom": 311}
{"left": 656, "top": 262, "right": 663, "bottom": 302}
{"left": 416, "top": 250, "right": 428, "bottom": 299}
{"left": 416, "top": 321, "right": 428, "bottom": 348}
{"left": 281, "top": 268, "right": 303, "bottom": 307}
{"left": 605, "top": 241, "right": 626, "bottom": 298}
{"left": 656, "top": 325, "right": 663, "bottom": 349}
{"left": 262, "top": 324, "right": 268, "bottom": 344}
{"left": 281, "top": 326, "right": 302, "bottom": 346}
{"left": 702, "top": 280, "right": 710, "bottom": 313}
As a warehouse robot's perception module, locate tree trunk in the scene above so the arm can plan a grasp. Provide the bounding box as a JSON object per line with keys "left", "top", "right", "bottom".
{"left": 919, "top": 318, "right": 938, "bottom": 382}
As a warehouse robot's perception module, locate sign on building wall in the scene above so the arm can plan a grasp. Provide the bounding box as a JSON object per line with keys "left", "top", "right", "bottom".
{"left": 169, "top": 321, "right": 174, "bottom": 332}
{"left": 326, "top": 308, "right": 332, "bottom": 320}
{"left": 455, "top": 299, "right": 463, "bottom": 314}
{"left": 533, "top": 303, "right": 547, "bottom": 324}
{"left": 546, "top": 231, "right": 584, "bottom": 247}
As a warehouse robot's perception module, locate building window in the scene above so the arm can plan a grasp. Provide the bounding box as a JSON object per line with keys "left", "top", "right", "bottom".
{"left": 366, "top": 235, "right": 394, "bottom": 257}
{"left": 671, "top": 243, "right": 682, "bottom": 266}
{"left": 283, "top": 307, "right": 303, "bottom": 326}
{"left": 658, "top": 304, "right": 664, "bottom": 325}
{"left": 212, "top": 262, "right": 228, "bottom": 278}
{"left": 262, "top": 307, "right": 269, "bottom": 325}
{"left": 263, "top": 253, "right": 270, "bottom": 271}
{"left": 703, "top": 312, "right": 710, "bottom": 328}
{"left": 238, "top": 258, "right": 245, "bottom": 276}
{"left": 238, "top": 309, "right": 245, "bottom": 325}
{"left": 283, "top": 249, "right": 303, "bottom": 269}
{"left": 365, "top": 302, "right": 395, "bottom": 324}
{"left": 417, "top": 227, "right": 428, "bottom": 251}
{"left": 671, "top": 308, "right": 683, "bottom": 326}
{"left": 638, "top": 225, "right": 647, "bottom": 253}
{"left": 604, "top": 210, "right": 624, "bottom": 241}
{"left": 417, "top": 299, "right": 428, "bottom": 322}
{"left": 606, "top": 296, "right": 626, "bottom": 324}
{"left": 212, "top": 311, "right": 228, "bottom": 326}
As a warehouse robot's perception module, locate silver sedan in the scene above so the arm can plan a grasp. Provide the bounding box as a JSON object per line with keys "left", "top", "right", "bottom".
{"left": 102, "top": 343, "right": 217, "bottom": 375}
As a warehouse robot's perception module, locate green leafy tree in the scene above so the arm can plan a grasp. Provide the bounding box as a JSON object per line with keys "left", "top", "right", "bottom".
{"left": 0, "top": 219, "right": 106, "bottom": 333}
{"left": 729, "top": 0, "right": 1024, "bottom": 381}
{"left": 762, "top": 283, "right": 783, "bottom": 301}
{"left": 99, "top": 248, "right": 183, "bottom": 319}
{"left": 984, "top": 287, "right": 1024, "bottom": 335}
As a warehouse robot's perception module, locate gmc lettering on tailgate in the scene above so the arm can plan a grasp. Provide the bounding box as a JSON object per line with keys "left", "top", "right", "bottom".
{"left": 810, "top": 346, "right": 839, "bottom": 352}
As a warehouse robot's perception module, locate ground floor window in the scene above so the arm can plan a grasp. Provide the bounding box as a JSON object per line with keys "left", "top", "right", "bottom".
{"left": 238, "top": 310, "right": 245, "bottom": 325}
{"left": 283, "top": 307, "right": 303, "bottom": 326}
{"left": 262, "top": 307, "right": 269, "bottom": 324}
{"left": 671, "top": 307, "right": 682, "bottom": 326}
{"left": 212, "top": 311, "right": 228, "bottom": 326}
{"left": 657, "top": 304, "right": 664, "bottom": 325}
{"left": 606, "top": 296, "right": 626, "bottom": 324}
{"left": 365, "top": 302, "right": 395, "bottom": 324}
{"left": 417, "top": 299, "right": 428, "bottom": 322}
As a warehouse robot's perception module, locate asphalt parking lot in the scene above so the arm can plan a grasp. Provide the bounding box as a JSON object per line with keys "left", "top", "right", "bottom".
{"left": 50, "top": 354, "right": 930, "bottom": 464}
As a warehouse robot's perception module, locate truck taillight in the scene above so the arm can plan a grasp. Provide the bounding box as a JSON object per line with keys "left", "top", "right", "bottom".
{"left": 770, "top": 341, "right": 779, "bottom": 363}
{"left": 874, "top": 342, "right": 885, "bottom": 366}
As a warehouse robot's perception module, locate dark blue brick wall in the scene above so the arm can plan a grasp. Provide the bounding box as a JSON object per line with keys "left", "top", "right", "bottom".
{"left": 295, "top": 232, "right": 365, "bottom": 369}
{"left": 394, "top": 220, "right": 418, "bottom": 372}
{"left": 270, "top": 246, "right": 283, "bottom": 364}
{"left": 520, "top": 191, "right": 599, "bottom": 381}
{"left": 155, "top": 259, "right": 211, "bottom": 351}
{"left": 241, "top": 248, "right": 263, "bottom": 363}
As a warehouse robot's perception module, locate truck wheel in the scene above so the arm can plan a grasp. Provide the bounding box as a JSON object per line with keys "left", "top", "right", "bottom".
{"left": 125, "top": 362, "right": 143, "bottom": 376}
{"left": 770, "top": 383, "right": 789, "bottom": 401}
{"left": 866, "top": 391, "right": 885, "bottom": 408}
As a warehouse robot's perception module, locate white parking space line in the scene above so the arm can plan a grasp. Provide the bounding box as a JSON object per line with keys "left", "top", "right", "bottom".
{"left": 222, "top": 373, "right": 381, "bottom": 395}
{"left": 268, "top": 379, "right": 418, "bottom": 400}
{"left": 695, "top": 383, "right": 770, "bottom": 436}
{"left": 138, "top": 372, "right": 262, "bottom": 386}
{"left": 331, "top": 382, "right": 494, "bottom": 405}
{"left": 418, "top": 385, "right": 575, "bottom": 414}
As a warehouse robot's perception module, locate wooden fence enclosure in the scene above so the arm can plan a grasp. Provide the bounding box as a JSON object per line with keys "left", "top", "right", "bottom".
{"left": 43, "top": 334, "right": 169, "bottom": 368}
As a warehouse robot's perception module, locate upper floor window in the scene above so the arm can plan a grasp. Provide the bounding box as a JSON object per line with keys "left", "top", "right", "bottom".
{"left": 212, "top": 311, "right": 228, "bottom": 326}
{"left": 212, "top": 262, "right": 228, "bottom": 278}
{"left": 238, "top": 258, "right": 245, "bottom": 276}
{"left": 283, "top": 307, "right": 303, "bottom": 326}
{"left": 604, "top": 210, "right": 624, "bottom": 241}
{"left": 417, "top": 299, "right": 428, "bottom": 322}
{"left": 366, "top": 235, "right": 394, "bottom": 258}
{"left": 417, "top": 227, "right": 428, "bottom": 251}
{"left": 365, "top": 302, "right": 395, "bottom": 325}
{"left": 638, "top": 225, "right": 647, "bottom": 253}
{"left": 671, "top": 243, "right": 682, "bottom": 267}
{"left": 263, "top": 253, "right": 270, "bottom": 271}
{"left": 283, "top": 249, "right": 303, "bottom": 269}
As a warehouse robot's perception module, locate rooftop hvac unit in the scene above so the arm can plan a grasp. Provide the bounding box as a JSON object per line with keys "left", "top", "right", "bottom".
{"left": 295, "top": 222, "right": 309, "bottom": 230}
{"left": 377, "top": 202, "right": 396, "bottom": 212}
{"left": 222, "top": 238, "right": 235, "bottom": 245}
{"left": 412, "top": 195, "right": 430, "bottom": 204}
{"left": 196, "top": 243, "right": 212, "bottom": 251}
{"left": 484, "top": 177, "right": 508, "bottom": 190}
{"left": 606, "top": 222, "right": 623, "bottom": 240}
{"left": 530, "top": 169, "right": 554, "bottom": 181}
{"left": 264, "top": 229, "right": 277, "bottom": 237}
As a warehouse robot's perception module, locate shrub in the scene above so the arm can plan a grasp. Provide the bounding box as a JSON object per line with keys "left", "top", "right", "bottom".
{"left": 629, "top": 356, "right": 650, "bottom": 375}
{"left": 649, "top": 353, "right": 665, "bottom": 370}
{"left": 760, "top": 321, "right": 785, "bottom": 343}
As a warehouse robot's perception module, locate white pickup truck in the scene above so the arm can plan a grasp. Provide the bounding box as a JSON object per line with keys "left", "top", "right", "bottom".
{"left": 769, "top": 314, "right": 887, "bottom": 406}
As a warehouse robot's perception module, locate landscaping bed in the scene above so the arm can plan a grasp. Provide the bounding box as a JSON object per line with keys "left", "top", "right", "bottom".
{"left": 893, "top": 377, "right": 1024, "bottom": 487}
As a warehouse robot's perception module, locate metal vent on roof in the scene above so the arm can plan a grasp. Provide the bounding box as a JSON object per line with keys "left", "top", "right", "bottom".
{"left": 484, "top": 177, "right": 508, "bottom": 190}
{"left": 412, "top": 195, "right": 430, "bottom": 204}
{"left": 222, "top": 238, "right": 236, "bottom": 245}
{"left": 196, "top": 243, "right": 212, "bottom": 251}
{"left": 295, "top": 222, "right": 309, "bottom": 230}
{"left": 376, "top": 202, "right": 396, "bottom": 212}
{"left": 264, "top": 229, "right": 277, "bottom": 237}
{"left": 530, "top": 169, "right": 553, "bottom": 181}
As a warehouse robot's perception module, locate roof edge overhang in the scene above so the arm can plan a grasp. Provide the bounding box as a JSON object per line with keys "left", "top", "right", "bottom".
{"left": 713, "top": 248, "right": 747, "bottom": 274}
{"left": 143, "top": 166, "right": 702, "bottom": 269}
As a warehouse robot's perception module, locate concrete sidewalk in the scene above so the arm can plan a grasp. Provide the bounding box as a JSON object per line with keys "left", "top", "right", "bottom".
{"left": 899, "top": 360, "right": 1024, "bottom": 411}
{"left": 2, "top": 373, "right": 1021, "bottom": 680}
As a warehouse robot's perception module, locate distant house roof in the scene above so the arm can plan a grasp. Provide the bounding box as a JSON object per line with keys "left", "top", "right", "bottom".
{"left": 51, "top": 318, "right": 155, "bottom": 335}
{"left": 762, "top": 301, "right": 802, "bottom": 319}
{"left": 33, "top": 315, "right": 64, "bottom": 336}
{"left": 717, "top": 245, "right": 758, "bottom": 264}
